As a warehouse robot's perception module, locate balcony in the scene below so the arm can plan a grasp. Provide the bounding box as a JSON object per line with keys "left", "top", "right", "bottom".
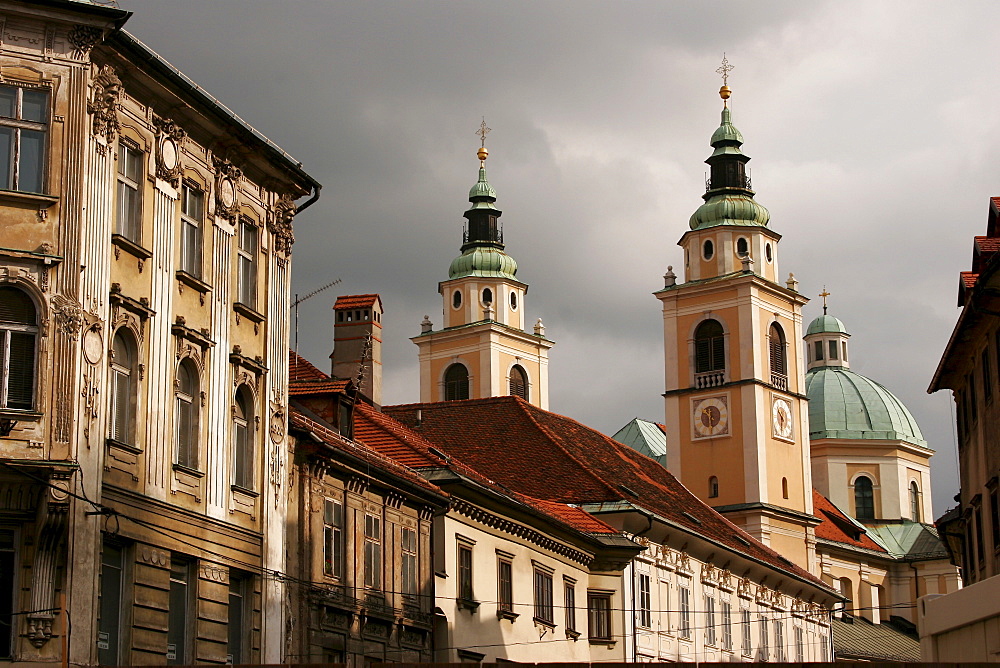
{"left": 695, "top": 370, "right": 725, "bottom": 389}
{"left": 770, "top": 372, "right": 788, "bottom": 391}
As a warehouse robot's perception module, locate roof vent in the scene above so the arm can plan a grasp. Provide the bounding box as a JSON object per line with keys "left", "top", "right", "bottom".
{"left": 618, "top": 484, "right": 639, "bottom": 498}
{"left": 428, "top": 447, "right": 450, "bottom": 463}
{"left": 681, "top": 511, "right": 702, "bottom": 525}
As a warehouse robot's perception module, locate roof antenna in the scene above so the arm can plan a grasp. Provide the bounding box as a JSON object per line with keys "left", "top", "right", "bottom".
{"left": 292, "top": 278, "right": 342, "bottom": 361}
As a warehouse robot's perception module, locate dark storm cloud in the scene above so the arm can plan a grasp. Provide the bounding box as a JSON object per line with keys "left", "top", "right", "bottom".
{"left": 123, "top": 0, "right": 1000, "bottom": 516}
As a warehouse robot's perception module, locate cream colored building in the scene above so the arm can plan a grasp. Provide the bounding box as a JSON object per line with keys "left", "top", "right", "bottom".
{"left": 413, "top": 142, "right": 553, "bottom": 409}
{"left": 0, "top": 1, "right": 319, "bottom": 664}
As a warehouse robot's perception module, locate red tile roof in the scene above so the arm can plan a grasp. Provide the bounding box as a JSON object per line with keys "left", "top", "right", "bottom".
{"left": 290, "top": 410, "right": 445, "bottom": 499}
{"left": 813, "top": 491, "right": 886, "bottom": 553}
{"left": 289, "top": 351, "right": 351, "bottom": 395}
{"left": 976, "top": 236, "right": 1000, "bottom": 253}
{"left": 334, "top": 294, "right": 381, "bottom": 310}
{"left": 352, "top": 402, "right": 619, "bottom": 537}
{"left": 960, "top": 271, "right": 979, "bottom": 288}
{"left": 385, "top": 396, "right": 824, "bottom": 587}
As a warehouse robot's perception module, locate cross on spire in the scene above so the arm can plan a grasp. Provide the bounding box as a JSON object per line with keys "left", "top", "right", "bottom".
{"left": 476, "top": 117, "right": 491, "bottom": 148}
{"left": 819, "top": 286, "right": 831, "bottom": 315}
{"left": 716, "top": 53, "right": 734, "bottom": 87}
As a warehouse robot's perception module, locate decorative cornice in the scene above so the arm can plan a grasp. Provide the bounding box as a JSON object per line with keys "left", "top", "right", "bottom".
{"left": 450, "top": 497, "right": 592, "bottom": 567}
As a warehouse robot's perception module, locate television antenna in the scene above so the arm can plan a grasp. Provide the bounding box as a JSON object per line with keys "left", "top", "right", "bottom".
{"left": 292, "top": 278, "right": 342, "bottom": 358}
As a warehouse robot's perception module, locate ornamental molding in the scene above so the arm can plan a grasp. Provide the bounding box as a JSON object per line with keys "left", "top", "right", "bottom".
{"left": 88, "top": 65, "right": 121, "bottom": 142}
{"left": 450, "top": 497, "right": 593, "bottom": 567}
{"left": 50, "top": 294, "right": 83, "bottom": 340}
{"left": 68, "top": 25, "right": 102, "bottom": 60}
{"left": 212, "top": 156, "right": 243, "bottom": 220}
{"left": 269, "top": 194, "right": 296, "bottom": 255}
{"left": 153, "top": 116, "right": 186, "bottom": 186}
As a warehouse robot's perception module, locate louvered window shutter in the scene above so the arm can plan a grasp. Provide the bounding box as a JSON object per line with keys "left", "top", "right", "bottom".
{"left": 176, "top": 398, "right": 192, "bottom": 467}
{"left": 711, "top": 335, "right": 725, "bottom": 371}
{"left": 7, "top": 332, "right": 35, "bottom": 409}
{"left": 112, "top": 369, "right": 133, "bottom": 443}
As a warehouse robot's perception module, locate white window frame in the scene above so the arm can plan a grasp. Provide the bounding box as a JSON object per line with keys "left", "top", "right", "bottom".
{"left": 0, "top": 84, "right": 48, "bottom": 193}
{"left": 115, "top": 141, "right": 143, "bottom": 241}
{"left": 236, "top": 219, "right": 257, "bottom": 308}
{"left": 180, "top": 184, "right": 204, "bottom": 278}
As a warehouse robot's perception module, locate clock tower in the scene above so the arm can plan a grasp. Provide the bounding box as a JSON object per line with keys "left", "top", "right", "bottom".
{"left": 655, "top": 72, "right": 817, "bottom": 570}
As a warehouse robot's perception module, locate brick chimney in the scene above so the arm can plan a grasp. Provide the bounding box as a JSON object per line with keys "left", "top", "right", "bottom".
{"left": 331, "top": 294, "right": 383, "bottom": 407}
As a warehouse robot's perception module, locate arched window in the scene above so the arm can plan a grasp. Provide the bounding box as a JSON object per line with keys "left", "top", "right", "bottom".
{"left": 736, "top": 237, "right": 749, "bottom": 257}
{"left": 909, "top": 481, "right": 921, "bottom": 522}
{"left": 854, "top": 476, "right": 875, "bottom": 521}
{"left": 694, "top": 319, "right": 725, "bottom": 374}
{"left": 109, "top": 330, "right": 137, "bottom": 445}
{"left": 509, "top": 365, "right": 528, "bottom": 401}
{"left": 444, "top": 364, "right": 469, "bottom": 401}
{"left": 769, "top": 323, "right": 787, "bottom": 376}
{"left": 175, "top": 360, "right": 200, "bottom": 469}
{"left": 0, "top": 286, "right": 38, "bottom": 410}
{"left": 233, "top": 387, "right": 254, "bottom": 489}
{"left": 708, "top": 476, "right": 719, "bottom": 498}
{"left": 481, "top": 288, "right": 493, "bottom": 305}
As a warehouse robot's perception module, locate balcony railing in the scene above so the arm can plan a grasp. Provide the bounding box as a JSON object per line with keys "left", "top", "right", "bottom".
{"left": 694, "top": 370, "right": 725, "bottom": 389}
{"left": 770, "top": 372, "right": 788, "bottom": 391}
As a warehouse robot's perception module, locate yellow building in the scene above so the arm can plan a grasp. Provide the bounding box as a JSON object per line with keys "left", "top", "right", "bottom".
{"left": 413, "top": 137, "right": 553, "bottom": 409}
{"left": 655, "top": 83, "right": 817, "bottom": 570}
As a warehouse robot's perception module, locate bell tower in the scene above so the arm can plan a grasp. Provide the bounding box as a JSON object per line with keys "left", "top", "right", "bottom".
{"left": 413, "top": 123, "right": 554, "bottom": 408}
{"left": 655, "top": 64, "right": 818, "bottom": 571}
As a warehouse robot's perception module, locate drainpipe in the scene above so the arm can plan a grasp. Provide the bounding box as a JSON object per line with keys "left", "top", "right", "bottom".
{"left": 295, "top": 183, "right": 322, "bottom": 215}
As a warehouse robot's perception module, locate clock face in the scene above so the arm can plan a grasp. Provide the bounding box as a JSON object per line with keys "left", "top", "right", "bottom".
{"left": 772, "top": 397, "right": 793, "bottom": 439}
{"left": 693, "top": 396, "right": 729, "bottom": 438}
{"left": 220, "top": 177, "right": 236, "bottom": 208}
{"left": 161, "top": 138, "right": 178, "bottom": 171}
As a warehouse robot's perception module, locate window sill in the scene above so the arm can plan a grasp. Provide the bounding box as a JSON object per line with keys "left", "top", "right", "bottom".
{"left": 496, "top": 609, "right": 519, "bottom": 622}
{"left": 230, "top": 484, "right": 259, "bottom": 498}
{"left": 175, "top": 270, "right": 212, "bottom": 294}
{"left": 532, "top": 617, "right": 556, "bottom": 629}
{"left": 0, "top": 409, "right": 42, "bottom": 421}
{"left": 0, "top": 189, "right": 58, "bottom": 208}
{"left": 234, "top": 302, "right": 265, "bottom": 324}
{"left": 172, "top": 463, "right": 205, "bottom": 478}
{"left": 111, "top": 234, "right": 152, "bottom": 260}
{"left": 457, "top": 598, "right": 480, "bottom": 612}
{"left": 106, "top": 438, "right": 141, "bottom": 454}
{"left": 588, "top": 638, "right": 616, "bottom": 647}
{"left": 565, "top": 629, "right": 581, "bottom": 641}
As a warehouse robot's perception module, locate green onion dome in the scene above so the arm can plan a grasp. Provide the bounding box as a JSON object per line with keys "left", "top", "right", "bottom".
{"left": 448, "top": 247, "right": 518, "bottom": 280}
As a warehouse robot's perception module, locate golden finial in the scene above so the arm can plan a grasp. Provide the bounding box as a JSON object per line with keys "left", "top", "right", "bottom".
{"left": 476, "top": 117, "right": 491, "bottom": 163}
{"left": 819, "top": 286, "right": 831, "bottom": 315}
{"left": 716, "top": 53, "right": 733, "bottom": 105}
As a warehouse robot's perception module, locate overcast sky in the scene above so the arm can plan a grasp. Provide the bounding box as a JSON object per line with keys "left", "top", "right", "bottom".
{"left": 123, "top": 1, "right": 1000, "bottom": 517}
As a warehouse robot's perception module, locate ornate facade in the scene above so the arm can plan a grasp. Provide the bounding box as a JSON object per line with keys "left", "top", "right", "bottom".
{"left": 0, "top": 1, "right": 318, "bottom": 665}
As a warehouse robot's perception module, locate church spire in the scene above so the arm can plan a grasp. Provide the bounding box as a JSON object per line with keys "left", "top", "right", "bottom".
{"left": 463, "top": 119, "right": 503, "bottom": 250}
{"left": 689, "top": 61, "right": 770, "bottom": 231}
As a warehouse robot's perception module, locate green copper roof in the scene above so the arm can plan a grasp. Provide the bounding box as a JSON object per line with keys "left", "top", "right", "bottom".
{"left": 805, "top": 366, "right": 926, "bottom": 447}
{"left": 469, "top": 165, "right": 497, "bottom": 202}
{"left": 806, "top": 314, "right": 849, "bottom": 336}
{"left": 710, "top": 106, "right": 744, "bottom": 145}
{"left": 689, "top": 193, "right": 770, "bottom": 230}
{"left": 689, "top": 105, "right": 770, "bottom": 231}
{"left": 448, "top": 246, "right": 517, "bottom": 280}
{"left": 612, "top": 418, "right": 667, "bottom": 465}
{"left": 864, "top": 521, "right": 948, "bottom": 560}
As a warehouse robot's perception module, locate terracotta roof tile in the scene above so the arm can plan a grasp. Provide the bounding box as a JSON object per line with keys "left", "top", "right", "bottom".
{"left": 334, "top": 294, "right": 381, "bottom": 310}
{"left": 976, "top": 236, "right": 1000, "bottom": 253}
{"left": 813, "top": 491, "right": 886, "bottom": 552}
{"left": 960, "top": 271, "right": 978, "bottom": 289}
{"left": 385, "top": 396, "right": 825, "bottom": 588}
{"left": 289, "top": 410, "right": 445, "bottom": 499}
{"left": 289, "top": 351, "right": 351, "bottom": 395}
{"left": 352, "top": 403, "right": 618, "bottom": 537}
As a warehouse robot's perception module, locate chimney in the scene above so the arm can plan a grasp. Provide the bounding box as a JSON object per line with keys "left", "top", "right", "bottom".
{"left": 331, "top": 294, "right": 383, "bottom": 407}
